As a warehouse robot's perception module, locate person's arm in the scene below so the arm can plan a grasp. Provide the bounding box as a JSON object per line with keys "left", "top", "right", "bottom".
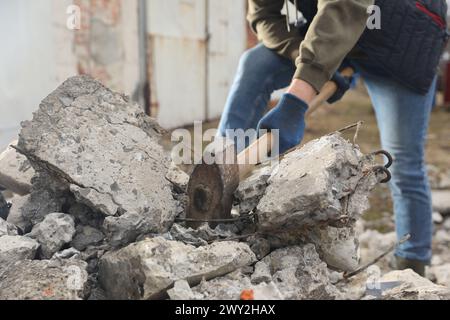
{"left": 294, "top": 0, "right": 374, "bottom": 93}
{"left": 248, "top": 0, "right": 374, "bottom": 102}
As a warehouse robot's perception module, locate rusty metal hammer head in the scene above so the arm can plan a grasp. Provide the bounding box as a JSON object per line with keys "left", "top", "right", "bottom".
{"left": 186, "top": 137, "right": 239, "bottom": 229}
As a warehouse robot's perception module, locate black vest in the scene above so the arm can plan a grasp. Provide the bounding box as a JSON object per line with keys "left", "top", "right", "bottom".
{"left": 296, "top": 0, "right": 449, "bottom": 94}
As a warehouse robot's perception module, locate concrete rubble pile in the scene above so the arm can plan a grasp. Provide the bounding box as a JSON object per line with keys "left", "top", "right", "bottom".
{"left": 0, "top": 76, "right": 449, "bottom": 300}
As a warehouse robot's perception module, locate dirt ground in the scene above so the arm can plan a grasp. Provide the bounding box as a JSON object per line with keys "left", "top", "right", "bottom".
{"left": 165, "top": 81, "right": 450, "bottom": 233}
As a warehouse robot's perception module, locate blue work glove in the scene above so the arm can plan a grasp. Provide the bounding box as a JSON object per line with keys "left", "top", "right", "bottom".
{"left": 328, "top": 71, "right": 352, "bottom": 104}
{"left": 257, "top": 93, "right": 308, "bottom": 155}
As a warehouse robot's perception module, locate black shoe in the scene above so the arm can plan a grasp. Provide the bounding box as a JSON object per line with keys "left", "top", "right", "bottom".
{"left": 395, "top": 256, "right": 427, "bottom": 277}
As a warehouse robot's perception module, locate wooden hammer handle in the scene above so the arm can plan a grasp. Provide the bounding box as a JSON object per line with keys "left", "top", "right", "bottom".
{"left": 237, "top": 67, "right": 354, "bottom": 180}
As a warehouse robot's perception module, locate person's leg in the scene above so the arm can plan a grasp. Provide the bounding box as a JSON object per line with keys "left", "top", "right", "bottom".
{"left": 362, "top": 73, "right": 436, "bottom": 266}
{"left": 217, "top": 44, "right": 296, "bottom": 147}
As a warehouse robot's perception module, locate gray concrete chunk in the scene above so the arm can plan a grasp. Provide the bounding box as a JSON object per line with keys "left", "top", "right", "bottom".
{"left": 17, "top": 76, "right": 177, "bottom": 246}
{"left": 98, "top": 236, "right": 257, "bottom": 300}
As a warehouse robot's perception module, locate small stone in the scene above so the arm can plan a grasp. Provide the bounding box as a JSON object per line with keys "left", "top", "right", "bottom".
{"left": 251, "top": 261, "right": 272, "bottom": 284}
{"left": 0, "top": 235, "right": 39, "bottom": 265}
{"left": 28, "top": 213, "right": 76, "bottom": 259}
{"left": 443, "top": 218, "right": 450, "bottom": 231}
{"left": 433, "top": 212, "right": 444, "bottom": 224}
{"left": 0, "top": 141, "right": 35, "bottom": 195}
{"left": 432, "top": 190, "right": 450, "bottom": 215}
{"left": 167, "top": 280, "right": 203, "bottom": 300}
{"left": 0, "top": 259, "right": 88, "bottom": 300}
{"left": 248, "top": 237, "right": 271, "bottom": 260}
{"left": 235, "top": 165, "right": 272, "bottom": 214}
{"left": 166, "top": 162, "right": 190, "bottom": 193}
{"left": 0, "top": 218, "right": 18, "bottom": 236}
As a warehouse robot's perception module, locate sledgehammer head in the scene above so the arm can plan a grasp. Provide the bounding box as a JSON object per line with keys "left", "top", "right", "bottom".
{"left": 186, "top": 138, "right": 239, "bottom": 229}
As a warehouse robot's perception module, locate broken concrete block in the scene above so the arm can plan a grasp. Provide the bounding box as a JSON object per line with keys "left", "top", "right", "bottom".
{"left": 98, "top": 236, "right": 256, "bottom": 300}
{"left": 167, "top": 280, "right": 203, "bottom": 300}
{"left": 28, "top": 213, "right": 76, "bottom": 259}
{"left": 18, "top": 76, "right": 177, "bottom": 246}
{"left": 261, "top": 244, "right": 341, "bottom": 300}
{"left": 0, "top": 218, "right": 18, "bottom": 236}
{"left": 0, "top": 259, "right": 88, "bottom": 300}
{"left": 71, "top": 225, "right": 104, "bottom": 251}
{"left": 235, "top": 165, "right": 272, "bottom": 214}
{"left": 379, "top": 269, "right": 450, "bottom": 300}
{"left": 256, "top": 134, "right": 381, "bottom": 234}
{"left": 308, "top": 226, "right": 360, "bottom": 272}
{"left": 432, "top": 190, "right": 450, "bottom": 215}
{"left": 0, "top": 141, "right": 34, "bottom": 195}
{"left": 0, "top": 235, "right": 39, "bottom": 265}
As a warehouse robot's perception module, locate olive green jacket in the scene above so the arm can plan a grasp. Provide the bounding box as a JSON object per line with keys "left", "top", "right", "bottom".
{"left": 247, "top": 0, "right": 374, "bottom": 92}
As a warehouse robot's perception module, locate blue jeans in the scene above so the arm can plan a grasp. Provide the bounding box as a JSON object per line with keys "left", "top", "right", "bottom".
{"left": 218, "top": 44, "right": 436, "bottom": 262}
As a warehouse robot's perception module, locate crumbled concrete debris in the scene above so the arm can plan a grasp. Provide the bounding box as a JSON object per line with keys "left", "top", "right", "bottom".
{"left": 167, "top": 280, "right": 203, "bottom": 300}
{"left": 52, "top": 248, "right": 81, "bottom": 260}
{"left": 251, "top": 261, "right": 272, "bottom": 285}
{"left": 0, "top": 141, "right": 35, "bottom": 195}
{"left": 28, "top": 213, "right": 76, "bottom": 259}
{"left": 169, "top": 223, "right": 235, "bottom": 247}
{"left": 0, "top": 259, "right": 88, "bottom": 300}
{"left": 432, "top": 190, "right": 450, "bottom": 215}
{"left": 308, "top": 226, "right": 360, "bottom": 272}
{"left": 261, "top": 244, "right": 341, "bottom": 300}
{"left": 378, "top": 269, "right": 450, "bottom": 300}
{"left": 71, "top": 225, "right": 104, "bottom": 251}
{"left": 166, "top": 162, "right": 190, "bottom": 193}
{"left": 192, "top": 270, "right": 284, "bottom": 300}
{"left": 98, "top": 236, "right": 256, "bottom": 299}
{"left": 0, "top": 217, "right": 18, "bottom": 236}
{"left": 18, "top": 76, "right": 177, "bottom": 247}
{"left": 443, "top": 218, "right": 450, "bottom": 230}
{"left": 256, "top": 134, "right": 382, "bottom": 234}
{"left": 235, "top": 165, "right": 272, "bottom": 214}
{"left": 0, "top": 235, "right": 39, "bottom": 265}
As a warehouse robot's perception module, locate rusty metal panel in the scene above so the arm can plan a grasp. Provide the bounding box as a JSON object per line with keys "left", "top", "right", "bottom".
{"left": 207, "top": 0, "right": 247, "bottom": 120}
{"left": 147, "top": 0, "right": 207, "bottom": 128}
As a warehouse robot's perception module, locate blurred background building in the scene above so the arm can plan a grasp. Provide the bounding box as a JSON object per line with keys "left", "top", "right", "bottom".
{"left": 1, "top": 0, "right": 449, "bottom": 152}
{"left": 0, "top": 0, "right": 253, "bottom": 150}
